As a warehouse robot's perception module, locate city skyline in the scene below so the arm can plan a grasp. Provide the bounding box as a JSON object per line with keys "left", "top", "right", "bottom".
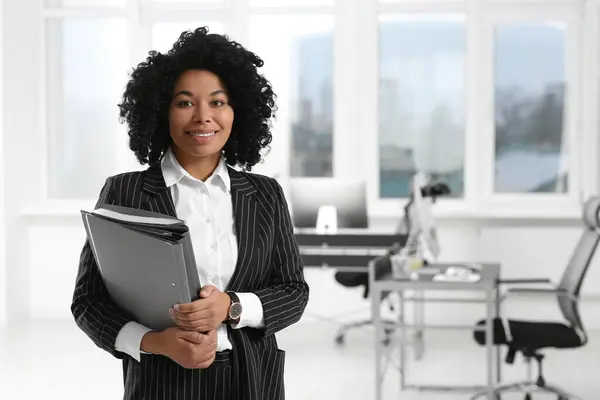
{"left": 290, "top": 20, "right": 567, "bottom": 195}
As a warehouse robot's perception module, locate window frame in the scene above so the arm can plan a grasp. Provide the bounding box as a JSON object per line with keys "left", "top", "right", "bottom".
{"left": 36, "top": 0, "right": 339, "bottom": 206}
{"left": 364, "top": 0, "right": 474, "bottom": 220}
{"left": 478, "top": 5, "right": 583, "bottom": 211}
{"left": 12, "top": 0, "right": 599, "bottom": 221}
{"left": 367, "top": 0, "right": 594, "bottom": 220}
{"left": 42, "top": 13, "right": 136, "bottom": 203}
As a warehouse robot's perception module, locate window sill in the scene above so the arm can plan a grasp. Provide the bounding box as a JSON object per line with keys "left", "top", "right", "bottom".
{"left": 20, "top": 200, "right": 96, "bottom": 224}
{"left": 369, "top": 199, "right": 583, "bottom": 226}
{"left": 20, "top": 198, "right": 584, "bottom": 228}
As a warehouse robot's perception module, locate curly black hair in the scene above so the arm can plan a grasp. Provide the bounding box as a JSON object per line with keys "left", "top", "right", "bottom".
{"left": 118, "top": 26, "right": 276, "bottom": 171}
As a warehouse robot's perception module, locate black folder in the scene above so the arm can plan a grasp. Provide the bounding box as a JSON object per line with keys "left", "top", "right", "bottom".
{"left": 81, "top": 204, "right": 200, "bottom": 331}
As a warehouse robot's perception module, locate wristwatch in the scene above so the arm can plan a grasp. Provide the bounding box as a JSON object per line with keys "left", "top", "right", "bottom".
{"left": 225, "top": 291, "right": 242, "bottom": 324}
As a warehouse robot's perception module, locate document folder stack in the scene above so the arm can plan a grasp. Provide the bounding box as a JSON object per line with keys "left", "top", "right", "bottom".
{"left": 81, "top": 204, "right": 200, "bottom": 331}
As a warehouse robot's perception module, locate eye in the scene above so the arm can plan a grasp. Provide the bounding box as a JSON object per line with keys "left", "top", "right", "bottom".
{"left": 176, "top": 100, "right": 193, "bottom": 107}
{"left": 212, "top": 100, "right": 226, "bottom": 107}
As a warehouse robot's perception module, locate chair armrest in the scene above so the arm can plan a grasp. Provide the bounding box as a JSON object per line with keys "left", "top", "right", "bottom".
{"left": 498, "top": 278, "right": 552, "bottom": 284}
{"left": 501, "top": 287, "right": 577, "bottom": 302}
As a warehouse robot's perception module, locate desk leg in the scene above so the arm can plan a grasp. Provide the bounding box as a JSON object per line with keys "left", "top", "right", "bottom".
{"left": 373, "top": 286, "right": 383, "bottom": 400}
{"left": 495, "top": 287, "right": 502, "bottom": 384}
{"left": 486, "top": 288, "right": 494, "bottom": 400}
{"left": 414, "top": 289, "right": 425, "bottom": 361}
{"left": 398, "top": 290, "right": 406, "bottom": 391}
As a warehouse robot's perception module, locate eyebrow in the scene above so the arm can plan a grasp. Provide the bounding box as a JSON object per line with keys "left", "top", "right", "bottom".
{"left": 173, "top": 89, "right": 228, "bottom": 97}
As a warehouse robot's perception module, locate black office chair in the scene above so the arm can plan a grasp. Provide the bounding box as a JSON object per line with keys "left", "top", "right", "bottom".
{"left": 334, "top": 248, "right": 401, "bottom": 346}
{"left": 470, "top": 196, "right": 600, "bottom": 400}
{"left": 333, "top": 182, "right": 451, "bottom": 345}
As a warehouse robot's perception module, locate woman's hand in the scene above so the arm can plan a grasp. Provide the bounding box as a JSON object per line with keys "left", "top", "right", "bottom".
{"left": 165, "top": 328, "right": 217, "bottom": 369}
{"left": 142, "top": 328, "right": 217, "bottom": 369}
{"left": 170, "top": 285, "right": 231, "bottom": 332}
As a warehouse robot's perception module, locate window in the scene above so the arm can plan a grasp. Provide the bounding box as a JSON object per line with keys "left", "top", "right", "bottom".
{"left": 153, "top": 0, "right": 222, "bottom": 3}
{"left": 32, "top": 0, "right": 590, "bottom": 216}
{"left": 378, "top": 0, "right": 455, "bottom": 3}
{"left": 46, "top": 18, "right": 130, "bottom": 199}
{"left": 249, "top": 0, "right": 334, "bottom": 6}
{"left": 493, "top": 23, "right": 567, "bottom": 194}
{"left": 248, "top": 15, "right": 334, "bottom": 178}
{"left": 45, "top": 0, "right": 126, "bottom": 7}
{"left": 152, "top": 22, "right": 225, "bottom": 53}
{"left": 378, "top": 14, "right": 466, "bottom": 198}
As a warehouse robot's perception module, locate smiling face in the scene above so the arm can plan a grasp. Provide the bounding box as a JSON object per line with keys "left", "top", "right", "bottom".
{"left": 168, "top": 69, "right": 234, "bottom": 170}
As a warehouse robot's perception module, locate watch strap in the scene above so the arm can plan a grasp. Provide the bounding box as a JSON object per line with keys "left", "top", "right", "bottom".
{"left": 226, "top": 291, "right": 240, "bottom": 304}
{"left": 225, "top": 291, "right": 241, "bottom": 324}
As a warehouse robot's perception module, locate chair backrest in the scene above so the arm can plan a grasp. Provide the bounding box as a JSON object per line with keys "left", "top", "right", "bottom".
{"left": 557, "top": 196, "right": 600, "bottom": 334}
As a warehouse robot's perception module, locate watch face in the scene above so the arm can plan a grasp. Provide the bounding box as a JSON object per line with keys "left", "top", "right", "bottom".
{"left": 229, "top": 302, "right": 242, "bottom": 320}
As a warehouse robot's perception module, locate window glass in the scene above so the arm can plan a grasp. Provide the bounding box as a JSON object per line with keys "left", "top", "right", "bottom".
{"left": 46, "top": 18, "right": 130, "bottom": 198}
{"left": 250, "top": 0, "right": 333, "bottom": 6}
{"left": 379, "top": 14, "right": 466, "bottom": 198}
{"left": 248, "top": 15, "right": 334, "bottom": 177}
{"left": 152, "top": 22, "right": 225, "bottom": 53}
{"left": 494, "top": 23, "right": 567, "bottom": 193}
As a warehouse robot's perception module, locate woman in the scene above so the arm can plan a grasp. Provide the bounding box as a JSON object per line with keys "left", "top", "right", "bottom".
{"left": 71, "top": 26, "right": 309, "bottom": 400}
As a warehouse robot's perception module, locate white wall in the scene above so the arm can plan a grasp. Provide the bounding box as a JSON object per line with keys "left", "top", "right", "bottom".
{"left": 2, "top": 0, "right": 40, "bottom": 325}
{"left": 0, "top": 0, "right": 6, "bottom": 326}
{"left": 18, "top": 214, "right": 600, "bottom": 331}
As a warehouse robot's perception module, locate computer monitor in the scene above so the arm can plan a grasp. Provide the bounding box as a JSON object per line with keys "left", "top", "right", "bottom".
{"left": 406, "top": 173, "right": 441, "bottom": 260}
{"left": 289, "top": 177, "right": 369, "bottom": 231}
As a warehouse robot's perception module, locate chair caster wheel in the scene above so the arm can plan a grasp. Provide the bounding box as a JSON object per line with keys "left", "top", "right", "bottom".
{"left": 383, "top": 328, "right": 394, "bottom": 346}
{"left": 334, "top": 334, "right": 344, "bottom": 346}
{"left": 524, "top": 394, "right": 531, "bottom": 400}
{"left": 557, "top": 397, "right": 568, "bottom": 400}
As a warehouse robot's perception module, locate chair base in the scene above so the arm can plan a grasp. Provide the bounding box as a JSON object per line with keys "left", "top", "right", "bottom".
{"left": 469, "top": 380, "right": 585, "bottom": 400}
{"left": 334, "top": 318, "right": 396, "bottom": 346}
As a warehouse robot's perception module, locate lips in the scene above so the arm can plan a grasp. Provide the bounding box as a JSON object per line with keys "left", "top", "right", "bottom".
{"left": 186, "top": 131, "right": 217, "bottom": 137}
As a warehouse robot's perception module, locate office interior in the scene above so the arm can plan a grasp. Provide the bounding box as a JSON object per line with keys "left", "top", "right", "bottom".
{"left": 1, "top": 0, "right": 600, "bottom": 399}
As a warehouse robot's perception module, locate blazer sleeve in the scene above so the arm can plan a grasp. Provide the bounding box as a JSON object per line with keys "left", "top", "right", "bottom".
{"left": 253, "top": 179, "right": 309, "bottom": 337}
{"left": 70, "top": 177, "right": 132, "bottom": 359}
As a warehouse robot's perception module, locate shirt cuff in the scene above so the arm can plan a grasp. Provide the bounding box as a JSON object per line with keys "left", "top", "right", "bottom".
{"left": 233, "top": 292, "right": 265, "bottom": 329}
{"left": 114, "top": 321, "right": 153, "bottom": 362}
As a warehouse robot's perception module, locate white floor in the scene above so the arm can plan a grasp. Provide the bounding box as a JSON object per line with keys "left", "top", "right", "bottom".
{"left": 0, "top": 318, "right": 597, "bottom": 400}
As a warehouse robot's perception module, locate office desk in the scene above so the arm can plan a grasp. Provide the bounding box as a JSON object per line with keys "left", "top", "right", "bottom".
{"left": 295, "top": 232, "right": 406, "bottom": 248}
{"left": 369, "top": 259, "right": 501, "bottom": 400}
{"left": 295, "top": 232, "right": 406, "bottom": 272}
{"left": 295, "top": 232, "right": 407, "bottom": 343}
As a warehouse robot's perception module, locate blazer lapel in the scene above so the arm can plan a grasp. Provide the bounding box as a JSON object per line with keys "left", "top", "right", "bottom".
{"left": 227, "top": 168, "right": 261, "bottom": 291}
{"left": 141, "top": 162, "right": 177, "bottom": 217}
{"left": 142, "top": 163, "right": 266, "bottom": 291}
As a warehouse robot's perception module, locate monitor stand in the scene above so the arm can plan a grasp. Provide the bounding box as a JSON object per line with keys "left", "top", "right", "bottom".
{"left": 316, "top": 205, "right": 338, "bottom": 235}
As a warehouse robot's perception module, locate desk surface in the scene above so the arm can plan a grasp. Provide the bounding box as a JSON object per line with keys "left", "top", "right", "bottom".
{"left": 294, "top": 228, "right": 400, "bottom": 234}
{"left": 295, "top": 232, "right": 407, "bottom": 248}
{"left": 371, "top": 262, "right": 500, "bottom": 291}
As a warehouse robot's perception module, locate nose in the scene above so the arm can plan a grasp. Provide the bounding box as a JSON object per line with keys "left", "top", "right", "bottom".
{"left": 193, "top": 103, "right": 212, "bottom": 123}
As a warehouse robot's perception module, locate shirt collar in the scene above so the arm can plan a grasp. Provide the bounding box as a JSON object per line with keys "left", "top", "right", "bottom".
{"left": 161, "top": 147, "right": 230, "bottom": 193}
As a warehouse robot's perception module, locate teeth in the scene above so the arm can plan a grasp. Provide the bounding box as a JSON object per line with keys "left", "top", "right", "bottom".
{"left": 189, "top": 131, "right": 215, "bottom": 137}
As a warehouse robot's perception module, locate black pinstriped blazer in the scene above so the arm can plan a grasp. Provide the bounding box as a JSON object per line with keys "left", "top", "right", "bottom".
{"left": 71, "top": 162, "right": 309, "bottom": 400}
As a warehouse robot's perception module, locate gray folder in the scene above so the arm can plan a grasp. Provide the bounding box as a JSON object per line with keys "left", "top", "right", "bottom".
{"left": 81, "top": 204, "right": 200, "bottom": 331}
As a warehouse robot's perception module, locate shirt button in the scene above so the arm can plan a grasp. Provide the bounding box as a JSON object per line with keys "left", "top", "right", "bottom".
{"left": 205, "top": 217, "right": 211, "bottom": 223}
{"left": 211, "top": 243, "right": 217, "bottom": 251}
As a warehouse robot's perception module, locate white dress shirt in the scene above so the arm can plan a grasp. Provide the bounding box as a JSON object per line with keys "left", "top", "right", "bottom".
{"left": 114, "top": 148, "right": 265, "bottom": 362}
